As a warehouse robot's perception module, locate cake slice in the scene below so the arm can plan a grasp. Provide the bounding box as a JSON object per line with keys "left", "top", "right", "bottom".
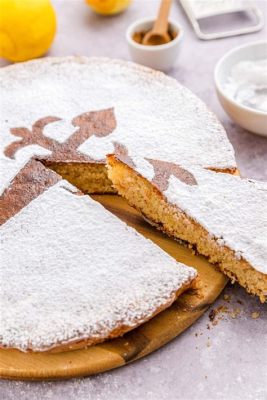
{"left": 0, "top": 159, "right": 197, "bottom": 352}
{"left": 107, "top": 155, "right": 267, "bottom": 302}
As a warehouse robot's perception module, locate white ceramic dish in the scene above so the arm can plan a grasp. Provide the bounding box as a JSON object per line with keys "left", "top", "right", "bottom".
{"left": 126, "top": 17, "right": 183, "bottom": 72}
{"left": 214, "top": 41, "right": 267, "bottom": 137}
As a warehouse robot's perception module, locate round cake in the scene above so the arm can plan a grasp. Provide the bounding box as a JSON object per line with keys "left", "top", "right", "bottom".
{"left": 0, "top": 57, "right": 237, "bottom": 352}
{"left": 0, "top": 57, "right": 236, "bottom": 195}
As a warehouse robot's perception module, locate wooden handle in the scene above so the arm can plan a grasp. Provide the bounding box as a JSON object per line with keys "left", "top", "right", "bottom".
{"left": 153, "top": 0, "right": 172, "bottom": 34}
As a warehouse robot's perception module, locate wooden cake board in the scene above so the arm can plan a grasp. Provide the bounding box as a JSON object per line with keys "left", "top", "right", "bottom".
{"left": 0, "top": 195, "right": 227, "bottom": 380}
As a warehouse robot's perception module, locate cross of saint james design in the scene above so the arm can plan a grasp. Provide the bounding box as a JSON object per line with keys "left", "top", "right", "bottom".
{"left": 4, "top": 107, "right": 197, "bottom": 191}
{"left": 4, "top": 108, "right": 117, "bottom": 162}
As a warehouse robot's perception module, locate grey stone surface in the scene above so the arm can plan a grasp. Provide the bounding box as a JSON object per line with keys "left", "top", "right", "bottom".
{"left": 1, "top": 1, "right": 266, "bottom": 399}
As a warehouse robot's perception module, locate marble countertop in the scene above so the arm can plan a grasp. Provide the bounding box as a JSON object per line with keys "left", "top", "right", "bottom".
{"left": 1, "top": 1, "right": 266, "bottom": 399}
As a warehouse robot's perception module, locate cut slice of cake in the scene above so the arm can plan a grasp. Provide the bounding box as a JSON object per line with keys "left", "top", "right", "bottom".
{"left": 107, "top": 155, "right": 267, "bottom": 302}
{"left": 0, "top": 159, "right": 197, "bottom": 352}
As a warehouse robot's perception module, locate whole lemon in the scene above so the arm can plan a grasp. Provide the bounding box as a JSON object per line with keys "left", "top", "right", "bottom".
{"left": 85, "top": 0, "right": 132, "bottom": 15}
{"left": 0, "top": 0, "right": 56, "bottom": 62}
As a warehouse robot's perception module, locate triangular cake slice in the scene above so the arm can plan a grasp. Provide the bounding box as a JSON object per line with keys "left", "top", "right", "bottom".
{"left": 107, "top": 155, "right": 267, "bottom": 302}
{"left": 0, "top": 160, "right": 197, "bottom": 352}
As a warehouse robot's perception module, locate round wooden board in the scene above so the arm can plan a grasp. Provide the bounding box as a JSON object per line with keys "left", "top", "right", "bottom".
{"left": 0, "top": 195, "right": 228, "bottom": 380}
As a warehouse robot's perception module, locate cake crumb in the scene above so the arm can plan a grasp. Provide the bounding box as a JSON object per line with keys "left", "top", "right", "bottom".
{"left": 208, "top": 309, "right": 216, "bottom": 321}
{"left": 218, "top": 305, "right": 230, "bottom": 314}
{"left": 251, "top": 311, "right": 260, "bottom": 319}
{"left": 223, "top": 294, "right": 231, "bottom": 302}
{"left": 231, "top": 307, "right": 241, "bottom": 319}
{"left": 208, "top": 305, "right": 230, "bottom": 327}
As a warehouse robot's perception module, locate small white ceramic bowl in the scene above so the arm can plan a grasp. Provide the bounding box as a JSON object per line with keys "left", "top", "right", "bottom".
{"left": 214, "top": 41, "right": 267, "bottom": 137}
{"left": 126, "top": 17, "right": 183, "bottom": 72}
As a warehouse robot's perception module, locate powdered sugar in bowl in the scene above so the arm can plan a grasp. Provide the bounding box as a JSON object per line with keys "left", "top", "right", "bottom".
{"left": 215, "top": 41, "right": 267, "bottom": 137}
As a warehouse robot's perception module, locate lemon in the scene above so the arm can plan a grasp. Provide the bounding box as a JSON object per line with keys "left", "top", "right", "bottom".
{"left": 0, "top": 0, "right": 56, "bottom": 62}
{"left": 85, "top": 0, "right": 132, "bottom": 15}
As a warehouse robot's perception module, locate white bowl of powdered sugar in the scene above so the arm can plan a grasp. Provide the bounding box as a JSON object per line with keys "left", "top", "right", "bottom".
{"left": 214, "top": 41, "right": 267, "bottom": 137}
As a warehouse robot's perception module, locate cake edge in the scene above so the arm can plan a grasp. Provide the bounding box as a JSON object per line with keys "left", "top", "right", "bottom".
{"left": 106, "top": 154, "right": 267, "bottom": 303}
{"left": 0, "top": 277, "right": 197, "bottom": 353}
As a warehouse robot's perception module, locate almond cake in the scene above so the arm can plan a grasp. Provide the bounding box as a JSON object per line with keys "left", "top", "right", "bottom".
{"left": 0, "top": 57, "right": 239, "bottom": 351}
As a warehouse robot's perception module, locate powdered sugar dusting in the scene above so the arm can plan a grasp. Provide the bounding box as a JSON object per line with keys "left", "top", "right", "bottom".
{"left": 0, "top": 127, "right": 52, "bottom": 195}
{"left": 0, "top": 180, "right": 196, "bottom": 351}
{"left": 0, "top": 157, "right": 27, "bottom": 196}
{"left": 162, "top": 167, "right": 267, "bottom": 274}
{"left": 43, "top": 119, "right": 76, "bottom": 143}
{"left": 131, "top": 156, "right": 155, "bottom": 181}
{"left": 0, "top": 57, "right": 236, "bottom": 189}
